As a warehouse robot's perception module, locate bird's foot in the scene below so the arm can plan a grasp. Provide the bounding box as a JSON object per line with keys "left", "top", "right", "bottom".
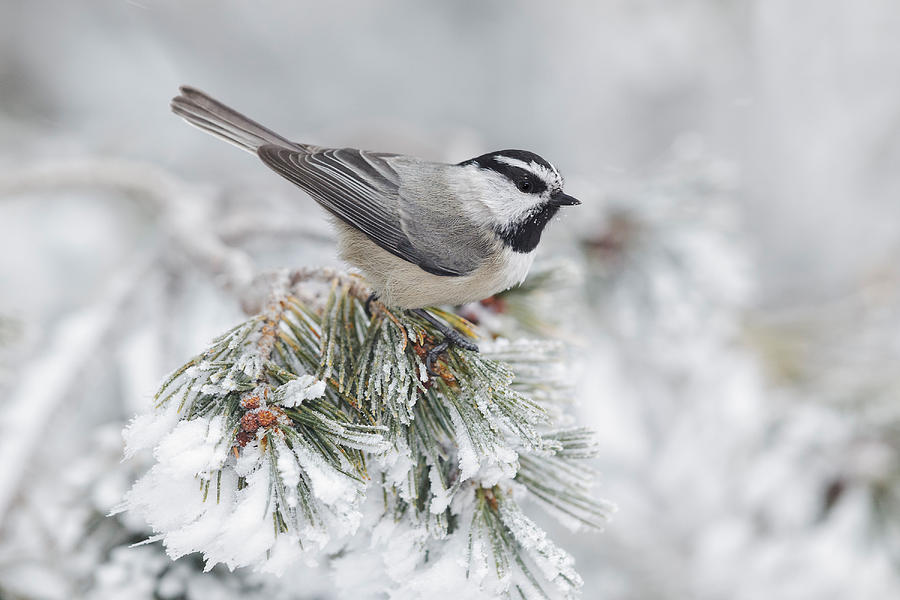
{"left": 364, "top": 292, "right": 378, "bottom": 318}
{"left": 425, "top": 329, "right": 479, "bottom": 375}
{"left": 411, "top": 309, "right": 479, "bottom": 376}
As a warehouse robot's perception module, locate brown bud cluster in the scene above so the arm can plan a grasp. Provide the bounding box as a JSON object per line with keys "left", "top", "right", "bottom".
{"left": 241, "top": 395, "right": 260, "bottom": 410}
{"left": 479, "top": 296, "right": 507, "bottom": 314}
{"left": 457, "top": 307, "right": 481, "bottom": 325}
{"left": 482, "top": 487, "right": 499, "bottom": 511}
{"left": 235, "top": 430, "right": 254, "bottom": 447}
{"left": 583, "top": 213, "right": 634, "bottom": 259}
{"left": 240, "top": 412, "right": 259, "bottom": 433}
{"left": 257, "top": 409, "right": 276, "bottom": 427}
{"left": 233, "top": 399, "right": 290, "bottom": 455}
{"left": 412, "top": 338, "right": 457, "bottom": 387}
{"left": 412, "top": 341, "right": 430, "bottom": 362}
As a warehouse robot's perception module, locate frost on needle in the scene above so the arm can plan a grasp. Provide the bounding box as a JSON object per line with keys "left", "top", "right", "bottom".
{"left": 120, "top": 269, "right": 614, "bottom": 598}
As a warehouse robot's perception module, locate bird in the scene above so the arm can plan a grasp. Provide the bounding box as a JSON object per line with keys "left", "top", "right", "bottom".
{"left": 171, "top": 86, "right": 580, "bottom": 371}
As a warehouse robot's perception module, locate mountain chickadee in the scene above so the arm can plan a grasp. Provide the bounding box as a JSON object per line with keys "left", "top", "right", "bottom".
{"left": 171, "top": 86, "right": 580, "bottom": 368}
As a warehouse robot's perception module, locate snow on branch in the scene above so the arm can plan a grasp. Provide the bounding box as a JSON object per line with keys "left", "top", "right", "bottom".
{"left": 119, "top": 268, "right": 613, "bottom": 598}
{"left": 0, "top": 158, "right": 256, "bottom": 292}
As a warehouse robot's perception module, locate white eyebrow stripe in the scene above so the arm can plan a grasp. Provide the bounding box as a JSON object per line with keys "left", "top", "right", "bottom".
{"left": 494, "top": 155, "right": 561, "bottom": 189}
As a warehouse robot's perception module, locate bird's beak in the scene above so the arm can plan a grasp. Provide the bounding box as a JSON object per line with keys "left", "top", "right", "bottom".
{"left": 550, "top": 191, "right": 581, "bottom": 206}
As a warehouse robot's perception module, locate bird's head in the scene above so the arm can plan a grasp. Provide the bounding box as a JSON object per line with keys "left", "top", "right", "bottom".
{"left": 458, "top": 149, "right": 580, "bottom": 253}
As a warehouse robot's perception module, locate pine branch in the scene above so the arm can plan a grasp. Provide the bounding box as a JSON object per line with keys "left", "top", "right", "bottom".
{"left": 121, "top": 268, "right": 613, "bottom": 596}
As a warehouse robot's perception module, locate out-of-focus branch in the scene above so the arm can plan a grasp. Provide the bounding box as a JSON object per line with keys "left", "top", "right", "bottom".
{"left": 0, "top": 159, "right": 256, "bottom": 293}
{"left": 0, "top": 253, "right": 153, "bottom": 526}
{"left": 0, "top": 158, "right": 267, "bottom": 527}
{"left": 238, "top": 267, "right": 371, "bottom": 316}
{"left": 217, "top": 211, "right": 335, "bottom": 246}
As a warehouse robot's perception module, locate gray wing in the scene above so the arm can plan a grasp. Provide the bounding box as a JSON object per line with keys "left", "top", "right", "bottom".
{"left": 257, "top": 145, "right": 487, "bottom": 277}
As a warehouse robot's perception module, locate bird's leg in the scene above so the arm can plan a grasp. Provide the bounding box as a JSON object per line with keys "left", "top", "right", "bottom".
{"left": 364, "top": 292, "right": 378, "bottom": 318}
{"left": 410, "top": 308, "right": 479, "bottom": 375}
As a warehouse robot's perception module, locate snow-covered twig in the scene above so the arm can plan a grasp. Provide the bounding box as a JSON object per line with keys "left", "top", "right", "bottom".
{"left": 0, "top": 159, "right": 255, "bottom": 293}
{"left": 0, "top": 253, "right": 154, "bottom": 525}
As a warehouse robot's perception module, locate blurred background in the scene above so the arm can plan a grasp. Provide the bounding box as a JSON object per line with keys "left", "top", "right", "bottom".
{"left": 2, "top": 1, "right": 899, "bottom": 598}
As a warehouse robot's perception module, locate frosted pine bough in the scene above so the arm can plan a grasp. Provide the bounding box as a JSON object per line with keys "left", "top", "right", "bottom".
{"left": 120, "top": 268, "right": 613, "bottom": 599}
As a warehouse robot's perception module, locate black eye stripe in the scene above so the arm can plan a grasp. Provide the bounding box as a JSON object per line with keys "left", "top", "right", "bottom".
{"left": 505, "top": 168, "right": 546, "bottom": 194}
{"left": 519, "top": 172, "right": 545, "bottom": 194}
{"left": 459, "top": 160, "right": 548, "bottom": 194}
{"left": 458, "top": 149, "right": 558, "bottom": 195}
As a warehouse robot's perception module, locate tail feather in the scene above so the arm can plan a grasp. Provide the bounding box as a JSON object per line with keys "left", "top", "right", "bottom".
{"left": 171, "top": 86, "right": 302, "bottom": 153}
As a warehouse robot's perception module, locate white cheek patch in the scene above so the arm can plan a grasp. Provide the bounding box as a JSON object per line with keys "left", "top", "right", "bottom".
{"left": 478, "top": 171, "right": 545, "bottom": 225}
{"left": 451, "top": 165, "right": 541, "bottom": 226}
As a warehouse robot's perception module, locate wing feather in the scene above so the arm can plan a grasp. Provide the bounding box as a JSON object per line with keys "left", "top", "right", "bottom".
{"left": 257, "top": 145, "right": 476, "bottom": 276}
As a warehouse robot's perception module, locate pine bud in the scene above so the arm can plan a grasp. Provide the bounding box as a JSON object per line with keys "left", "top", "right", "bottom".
{"left": 241, "top": 412, "right": 259, "bottom": 433}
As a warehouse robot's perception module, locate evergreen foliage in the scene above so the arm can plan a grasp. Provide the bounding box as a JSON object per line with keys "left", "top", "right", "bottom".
{"left": 121, "top": 268, "right": 613, "bottom": 598}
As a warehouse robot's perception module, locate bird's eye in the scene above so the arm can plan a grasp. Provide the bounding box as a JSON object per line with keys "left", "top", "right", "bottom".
{"left": 517, "top": 179, "right": 532, "bottom": 193}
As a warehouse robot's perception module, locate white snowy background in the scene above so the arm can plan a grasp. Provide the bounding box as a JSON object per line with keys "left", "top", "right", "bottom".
{"left": 2, "top": 1, "right": 900, "bottom": 598}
